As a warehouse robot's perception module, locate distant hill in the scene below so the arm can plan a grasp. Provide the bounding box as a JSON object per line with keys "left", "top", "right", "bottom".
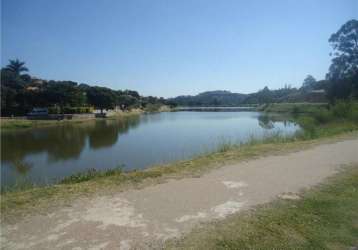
{"left": 170, "top": 90, "right": 248, "bottom": 107}
{"left": 169, "top": 86, "right": 328, "bottom": 107}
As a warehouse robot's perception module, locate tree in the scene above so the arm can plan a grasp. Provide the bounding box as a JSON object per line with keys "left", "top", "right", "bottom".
{"left": 326, "top": 76, "right": 357, "bottom": 101}
{"left": 44, "top": 81, "right": 86, "bottom": 108}
{"left": 5, "top": 59, "right": 29, "bottom": 76}
{"left": 327, "top": 19, "right": 358, "bottom": 80}
{"left": 117, "top": 94, "right": 138, "bottom": 109}
{"left": 301, "top": 75, "right": 316, "bottom": 91}
{"left": 86, "top": 86, "right": 116, "bottom": 112}
{"left": 325, "top": 20, "right": 358, "bottom": 101}
{"left": 1, "top": 66, "right": 30, "bottom": 115}
{"left": 1, "top": 85, "right": 17, "bottom": 116}
{"left": 124, "top": 90, "right": 140, "bottom": 99}
{"left": 0, "top": 58, "right": 149, "bottom": 116}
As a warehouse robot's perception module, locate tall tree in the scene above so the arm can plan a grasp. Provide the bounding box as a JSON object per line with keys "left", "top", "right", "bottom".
{"left": 44, "top": 81, "right": 86, "bottom": 108}
{"left": 86, "top": 86, "right": 116, "bottom": 112}
{"left": 5, "top": 59, "right": 29, "bottom": 76}
{"left": 327, "top": 19, "right": 358, "bottom": 80}
{"left": 302, "top": 75, "right": 316, "bottom": 91}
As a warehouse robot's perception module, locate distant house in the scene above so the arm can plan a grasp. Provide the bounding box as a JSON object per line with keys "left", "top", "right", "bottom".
{"left": 93, "top": 109, "right": 107, "bottom": 114}
{"left": 309, "top": 89, "right": 325, "bottom": 94}
{"left": 114, "top": 105, "right": 126, "bottom": 111}
{"left": 31, "top": 77, "right": 45, "bottom": 85}
{"left": 26, "top": 77, "right": 45, "bottom": 91}
{"left": 26, "top": 86, "right": 40, "bottom": 91}
{"left": 27, "top": 108, "right": 48, "bottom": 116}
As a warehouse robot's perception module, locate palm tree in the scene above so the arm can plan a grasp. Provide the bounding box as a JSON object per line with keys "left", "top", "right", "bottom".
{"left": 5, "top": 59, "right": 28, "bottom": 76}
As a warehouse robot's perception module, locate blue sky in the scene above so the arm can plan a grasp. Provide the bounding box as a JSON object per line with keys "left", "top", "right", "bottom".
{"left": 1, "top": 0, "right": 357, "bottom": 97}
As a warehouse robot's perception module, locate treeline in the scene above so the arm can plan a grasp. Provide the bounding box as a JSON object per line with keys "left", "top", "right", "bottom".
{"left": 0, "top": 61, "right": 171, "bottom": 116}
{"left": 170, "top": 19, "right": 358, "bottom": 106}
{"left": 171, "top": 91, "right": 248, "bottom": 107}
{"left": 168, "top": 75, "right": 353, "bottom": 107}
{"left": 169, "top": 82, "right": 327, "bottom": 107}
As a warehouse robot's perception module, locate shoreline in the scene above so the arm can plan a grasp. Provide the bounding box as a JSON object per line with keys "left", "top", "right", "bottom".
{"left": 0, "top": 102, "right": 329, "bottom": 131}
{"left": 0, "top": 109, "right": 144, "bottom": 131}
{"left": 1, "top": 102, "right": 358, "bottom": 221}
{"left": 0, "top": 102, "right": 347, "bottom": 131}
{"left": 2, "top": 126, "right": 358, "bottom": 221}
{"left": 2, "top": 132, "right": 357, "bottom": 249}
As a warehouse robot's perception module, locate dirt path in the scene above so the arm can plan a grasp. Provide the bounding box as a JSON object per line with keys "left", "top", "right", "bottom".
{"left": 2, "top": 139, "right": 358, "bottom": 250}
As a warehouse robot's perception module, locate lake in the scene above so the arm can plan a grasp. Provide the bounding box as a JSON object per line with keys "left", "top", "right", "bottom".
{"left": 1, "top": 111, "right": 301, "bottom": 188}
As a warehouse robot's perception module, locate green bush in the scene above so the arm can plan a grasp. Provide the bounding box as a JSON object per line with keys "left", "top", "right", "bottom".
{"left": 48, "top": 106, "right": 61, "bottom": 114}
{"left": 312, "top": 109, "right": 333, "bottom": 123}
{"left": 347, "top": 102, "right": 358, "bottom": 122}
{"left": 48, "top": 106, "right": 93, "bottom": 114}
{"left": 297, "top": 116, "right": 318, "bottom": 139}
{"left": 60, "top": 168, "right": 98, "bottom": 183}
{"left": 144, "top": 103, "right": 162, "bottom": 112}
{"left": 292, "top": 105, "right": 300, "bottom": 114}
{"left": 331, "top": 101, "right": 352, "bottom": 118}
{"left": 60, "top": 167, "right": 123, "bottom": 184}
{"left": 351, "top": 107, "right": 358, "bottom": 122}
{"left": 303, "top": 101, "right": 358, "bottom": 125}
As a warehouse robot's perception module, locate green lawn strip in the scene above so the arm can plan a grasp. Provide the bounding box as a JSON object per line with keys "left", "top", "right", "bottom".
{"left": 260, "top": 102, "right": 328, "bottom": 113}
{"left": 0, "top": 118, "right": 91, "bottom": 130}
{"left": 0, "top": 110, "right": 142, "bottom": 131}
{"left": 166, "top": 165, "right": 358, "bottom": 250}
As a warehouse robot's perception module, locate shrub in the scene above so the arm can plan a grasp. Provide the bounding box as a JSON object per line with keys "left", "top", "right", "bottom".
{"left": 49, "top": 106, "right": 93, "bottom": 114}
{"left": 292, "top": 105, "right": 300, "bottom": 114}
{"left": 351, "top": 107, "right": 358, "bottom": 122}
{"left": 348, "top": 102, "right": 358, "bottom": 122}
{"left": 331, "top": 101, "right": 352, "bottom": 118}
{"left": 217, "top": 142, "right": 234, "bottom": 152}
{"left": 312, "top": 109, "right": 333, "bottom": 124}
{"left": 144, "top": 103, "right": 162, "bottom": 112}
{"left": 60, "top": 166, "right": 123, "bottom": 184}
{"left": 48, "top": 106, "right": 61, "bottom": 114}
{"left": 297, "top": 116, "right": 318, "bottom": 139}
{"left": 60, "top": 168, "right": 98, "bottom": 183}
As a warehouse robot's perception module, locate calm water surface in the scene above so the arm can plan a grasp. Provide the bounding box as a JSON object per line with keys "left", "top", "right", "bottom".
{"left": 1, "top": 112, "right": 300, "bottom": 188}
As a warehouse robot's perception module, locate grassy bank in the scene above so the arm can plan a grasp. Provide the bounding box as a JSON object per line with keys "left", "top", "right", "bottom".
{"left": 259, "top": 102, "right": 328, "bottom": 113}
{"left": 166, "top": 165, "right": 358, "bottom": 250}
{"left": 1, "top": 102, "right": 358, "bottom": 221}
{"left": 144, "top": 104, "right": 172, "bottom": 112}
{"left": 261, "top": 101, "right": 358, "bottom": 119}
{"left": 0, "top": 109, "right": 142, "bottom": 130}
{"left": 2, "top": 128, "right": 358, "bottom": 222}
{"left": 0, "top": 118, "right": 58, "bottom": 129}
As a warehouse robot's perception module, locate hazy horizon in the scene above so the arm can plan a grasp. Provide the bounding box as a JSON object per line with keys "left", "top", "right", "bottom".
{"left": 2, "top": 0, "right": 357, "bottom": 98}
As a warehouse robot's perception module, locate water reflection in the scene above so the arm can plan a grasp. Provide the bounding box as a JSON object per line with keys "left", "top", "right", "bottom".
{"left": 1, "top": 116, "right": 141, "bottom": 164}
{"left": 11, "top": 160, "right": 33, "bottom": 175}
{"left": 257, "top": 114, "right": 295, "bottom": 129}
{"left": 258, "top": 115, "right": 274, "bottom": 129}
{"left": 1, "top": 112, "right": 300, "bottom": 188}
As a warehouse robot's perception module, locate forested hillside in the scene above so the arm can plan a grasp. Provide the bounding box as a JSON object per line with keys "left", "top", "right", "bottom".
{"left": 168, "top": 81, "right": 328, "bottom": 107}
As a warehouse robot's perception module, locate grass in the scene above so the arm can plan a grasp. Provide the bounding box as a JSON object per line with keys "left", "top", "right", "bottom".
{"left": 0, "top": 110, "right": 142, "bottom": 130}
{"left": 144, "top": 103, "right": 172, "bottom": 112}
{"left": 59, "top": 167, "right": 124, "bottom": 184}
{"left": 0, "top": 119, "right": 44, "bottom": 129}
{"left": 259, "top": 102, "right": 328, "bottom": 113}
{"left": 166, "top": 165, "right": 358, "bottom": 250}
